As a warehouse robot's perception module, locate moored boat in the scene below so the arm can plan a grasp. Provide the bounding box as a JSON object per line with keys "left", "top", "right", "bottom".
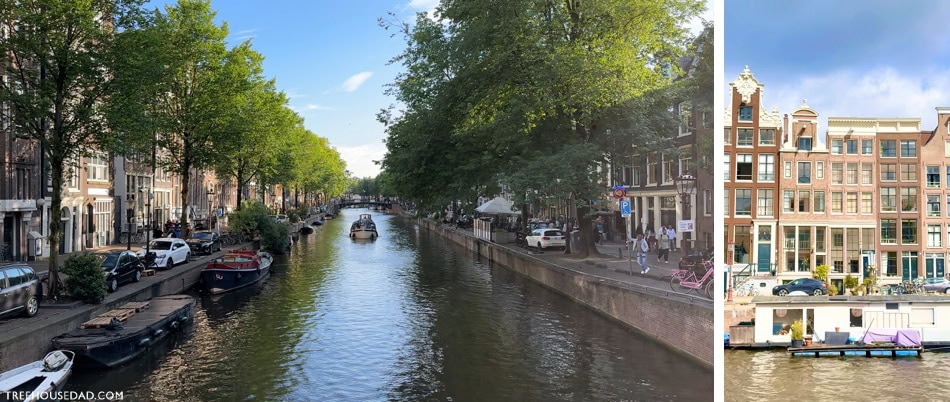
{"left": 0, "top": 350, "right": 74, "bottom": 401}
{"left": 201, "top": 250, "right": 273, "bottom": 295}
{"left": 349, "top": 214, "right": 378, "bottom": 240}
{"left": 51, "top": 295, "right": 195, "bottom": 368}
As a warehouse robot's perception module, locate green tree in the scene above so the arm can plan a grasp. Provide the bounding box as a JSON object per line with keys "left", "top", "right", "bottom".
{"left": 0, "top": 0, "right": 146, "bottom": 296}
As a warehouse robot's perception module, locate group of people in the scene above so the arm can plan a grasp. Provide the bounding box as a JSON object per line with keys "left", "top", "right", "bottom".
{"left": 629, "top": 224, "right": 679, "bottom": 275}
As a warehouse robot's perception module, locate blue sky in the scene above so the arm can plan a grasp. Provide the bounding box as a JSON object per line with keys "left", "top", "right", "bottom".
{"left": 726, "top": 0, "right": 950, "bottom": 135}
{"left": 150, "top": 1, "right": 708, "bottom": 178}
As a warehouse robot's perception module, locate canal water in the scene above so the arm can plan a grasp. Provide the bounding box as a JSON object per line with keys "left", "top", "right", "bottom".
{"left": 726, "top": 349, "right": 949, "bottom": 401}
{"left": 65, "top": 208, "right": 711, "bottom": 401}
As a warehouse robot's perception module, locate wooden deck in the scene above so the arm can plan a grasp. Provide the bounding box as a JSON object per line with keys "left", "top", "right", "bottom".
{"left": 788, "top": 344, "right": 922, "bottom": 357}
{"left": 79, "top": 302, "right": 151, "bottom": 328}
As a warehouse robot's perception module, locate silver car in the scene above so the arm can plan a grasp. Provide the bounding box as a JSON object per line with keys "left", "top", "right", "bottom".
{"left": 0, "top": 264, "right": 40, "bottom": 318}
{"left": 922, "top": 277, "right": 950, "bottom": 294}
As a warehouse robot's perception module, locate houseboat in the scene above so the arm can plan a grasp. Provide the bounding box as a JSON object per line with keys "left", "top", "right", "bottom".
{"left": 350, "top": 214, "right": 378, "bottom": 240}
{"left": 201, "top": 250, "right": 274, "bottom": 295}
{"left": 728, "top": 295, "right": 950, "bottom": 350}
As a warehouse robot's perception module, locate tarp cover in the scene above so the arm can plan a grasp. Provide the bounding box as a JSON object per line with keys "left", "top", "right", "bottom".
{"left": 861, "top": 328, "right": 921, "bottom": 347}
{"left": 475, "top": 197, "right": 519, "bottom": 215}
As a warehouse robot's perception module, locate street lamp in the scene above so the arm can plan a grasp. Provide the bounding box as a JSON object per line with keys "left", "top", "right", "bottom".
{"left": 207, "top": 187, "right": 216, "bottom": 233}
{"left": 125, "top": 193, "right": 135, "bottom": 251}
{"left": 674, "top": 174, "right": 696, "bottom": 253}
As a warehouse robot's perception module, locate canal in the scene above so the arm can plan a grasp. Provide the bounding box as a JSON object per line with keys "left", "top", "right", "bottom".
{"left": 66, "top": 208, "right": 711, "bottom": 401}
{"left": 726, "top": 349, "right": 948, "bottom": 400}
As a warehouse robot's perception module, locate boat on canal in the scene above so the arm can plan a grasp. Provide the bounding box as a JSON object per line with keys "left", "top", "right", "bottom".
{"left": 350, "top": 214, "right": 378, "bottom": 240}
{"left": 0, "top": 350, "right": 74, "bottom": 400}
{"left": 51, "top": 296, "right": 195, "bottom": 368}
{"left": 201, "top": 249, "right": 273, "bottom": 295}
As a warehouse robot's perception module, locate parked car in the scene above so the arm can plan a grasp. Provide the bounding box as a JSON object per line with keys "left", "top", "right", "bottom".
{"left": 136, "top": 238, "right": 191, "bottom": 270}
{"left": 772, "top": 278, "right": 828, "bottom": 296}
{"left": 922, "top": 277, "right": 950, "bottom": 294}
{"left": 525, "top": 228, "right": 566, "bottom": 250}
{"left": 101, "top": 251, "right": 145, "bottom": 292}
{"left": 271, "top": 214, "right": 289, "bottom": 224}
{"left": 186, "top": 231, "right": 221, "bottom": 255}
{"left": 0, "top": 264, "right": 40, "bottom": 318}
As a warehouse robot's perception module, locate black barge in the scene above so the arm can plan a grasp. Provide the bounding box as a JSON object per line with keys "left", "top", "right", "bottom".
{"left": 51, "top": 295, "right": 195, "bottom": 368}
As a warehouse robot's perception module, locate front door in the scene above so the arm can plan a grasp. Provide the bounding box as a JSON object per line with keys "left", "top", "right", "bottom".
{"left": 757, "top": 243, "right": 771, "bottom": 273}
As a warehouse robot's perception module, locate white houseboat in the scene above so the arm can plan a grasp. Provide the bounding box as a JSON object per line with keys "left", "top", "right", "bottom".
{"left": 729, "top": 295, "right": 950, "bottom": 349}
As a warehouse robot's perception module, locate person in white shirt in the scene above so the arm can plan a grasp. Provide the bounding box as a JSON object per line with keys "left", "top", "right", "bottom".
{"left": 636, "top": 233, "right": 650, "bottom": 274}
{"left": 667, "top": 226, "right": 677, "bottom": 252}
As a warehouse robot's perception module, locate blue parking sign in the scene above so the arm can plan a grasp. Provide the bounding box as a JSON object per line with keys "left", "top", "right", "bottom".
{"left": 619, "top": 200, "right": 631, "bottom": 217}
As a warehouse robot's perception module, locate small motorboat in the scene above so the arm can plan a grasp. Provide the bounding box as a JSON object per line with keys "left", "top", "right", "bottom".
{"left": 51, "top": 295, "right": 195, "bottom": 368}
{"left": 0, "top": 350, "right": 74, "bottom": 401}
{"left": 201, "top": 250, "right": 274, "bottom": 295}
{"left": 312, "top": 219, "right": 323, "bottom": 226}
{"left": 350, "top": 214, "right": 378, "bottom": 240}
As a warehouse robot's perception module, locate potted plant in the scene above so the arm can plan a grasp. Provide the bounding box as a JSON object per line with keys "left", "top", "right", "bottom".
{"left": 844, "top": 274, "right": 858, "bottom": 296}
{"left": 791, "top": 319, "right": 804, "bottom": 347}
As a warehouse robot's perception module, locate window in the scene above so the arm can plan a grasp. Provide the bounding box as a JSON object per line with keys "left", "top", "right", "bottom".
{"left": 798, "top": 162, "right": 811, "bottom": 184}
{"left": 798, "top": 137, "right": 812, "bottom": 151}
{"left": 723, "top": 154, "right": 730, "bottom": 181}
{"left": 881, "top": 164, "right": 896, "bottom": 181}
{"left": 734, "top": 225, "right": 751, "bottom": 264}
{"left": 816, "top": 161, "right": 824, "bottom": 179}
{"left": 816, "top": 228, "right": 826, "bottom": 252}
{"left": 850, "top": 309, "right": 863, "bottom": 328}
{"left": 662, "top": 155, "right": 675, "bottom": 183}
{"left": 736, "top": 154, "right": 753, "bottom": 181}
{"left": 832, "top": 192, "right": 843, "bottom": 213}
{"left": 861, "top": 163, "right": 873, "bottom": 185}
{"left": 784, "top": 190, "right": 795, "bottom": 212}
{"left": 901, "top": 164, "right": 917, "bottom": 182}
{"left": 901, "top": 188, "right": 918, "bottom": 212}
{"left": 86, "top": 154, "right": 110, "bottom": 182}
{"left": 862, "top": 192, "right": 873, "bottom": 214}
{"left": 679, "top": 149, "right": 692, "bottom": 177}
{"left": 632, "top": 165, "right": 641, "bottom": 186}
{"left": 784, "top": 161, "right": 792, "bottom": 178}
{"left": 832, "top": 163, "right": 843, "bottom": 184}
{"left": 723, "top": 191, "right": 730, "bottom": 217}
{"left": 758, "top": 155, "right": 774, "bottom": 182}
{"left": 881, "top": 220, "right": 897, "bottom": 244}
{"left": 757, "top": 189, "right": 773, "bottom": 217}
{"left": 831, "top": 139, "right": 843, "bottom": 154}
{"left": 846, "top": 139, "right": 858, "bottom": 154}
{"left": 881, "top": 140, "right": 896, "bottom": 157}
{"left": 760, "top": 129, "right": 775, "bottom": 145}
{"left": 847, "top": 192, "right": 858, "bottom": 214}
{"left": 738, "top": 106, "right": 753, "bottom": 122}
{"left": 798, "top": 191, "right": 810, "bottom": 212}
{"left": 861, "top": 139, "right": 873, "bottom": 155}
{"left": 903, "top": 252, "right": 919, "bottom": 280}
{"left": 735, "top": 189, "right": 752, "bottom": 216}
{"left": 737, "top": 128, "right": 753, "bottom": 146}
{"left": 928, "top": 194, "right": 941, "bottom": 217}
{"left": 678, "top": 101, "right": 693, "bottom": 135}
{"left": 946, "top": 140, "right": 950, "bottom": 157}
{"left": 903, "top": 219, "right": 918, "bottom": 244}
{"left": 724, "top": 128, "right": 731, "bottom": 145}
{"left": 881, "top": 188, "right": 897, "bottom": 212}
{"left": 929, "top": 224, "right": 942, "bottom": 248}
{"left": 704, "top": 189, "right": 711, "bottom": 216}
{"left": 647, "top": 153, "right": 657, "bottom": 184}
{"left": 883, "top": 252, "right": 898, "bottom": 276}
{"left": 814, "top": 191, "right": 825, "bottom": 213}
{"left": 900, "top": 140, "right": 917, "bottom": 157}
{"left": 928, "top": 166, "right": 940, "bottom": 188}
{"left": 846, "top": 163, "right": 858, "bottom": 185}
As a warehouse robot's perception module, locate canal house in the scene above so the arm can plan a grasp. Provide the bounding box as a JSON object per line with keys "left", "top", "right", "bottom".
{"left": 731, "top": 296, "right": 950, "bottom": 348}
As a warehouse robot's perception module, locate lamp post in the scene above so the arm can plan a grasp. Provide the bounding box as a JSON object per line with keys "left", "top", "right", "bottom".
{"left": 207, "top": 187, "right": 216, "bottom": 233}
{"left": 126, "top": 193, "right": 135, "bottom": 251}
{"left": 144, "top": 184, "right": 153, "bottom": 257}
{"left": 674, "top": 174, "right": 696, "bottom": 253}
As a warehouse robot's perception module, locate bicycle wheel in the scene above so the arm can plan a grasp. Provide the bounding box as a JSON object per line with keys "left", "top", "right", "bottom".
{"left": 704, "top": 280, "right": 713, "bottom": 299}
{"left": 119, "top": 233, "right": 129, "bottom": 244}
{"left": 670, "top": 276, "right": 693, "bottom": 294}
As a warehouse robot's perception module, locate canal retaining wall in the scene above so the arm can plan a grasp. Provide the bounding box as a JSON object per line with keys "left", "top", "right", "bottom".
{"left": 418, "top": 218, "right": 713, "bottom": 367}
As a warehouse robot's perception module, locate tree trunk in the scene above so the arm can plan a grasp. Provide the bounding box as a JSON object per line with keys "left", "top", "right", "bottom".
{"left": 575, "top": 204, "right": 602, "bottom": 259}
{"left": 235, "top": 166, "right": 245, "bottom": 211}
{"left": 179, "top": 151, "right": 191, "bottom": 233}
{"left": 48, "top": 156, "right": 64, "bottom": 297}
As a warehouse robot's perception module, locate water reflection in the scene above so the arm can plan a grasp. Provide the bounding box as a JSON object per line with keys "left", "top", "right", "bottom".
{"left": 65, "top": 209, "right": 710, "bottom": 401}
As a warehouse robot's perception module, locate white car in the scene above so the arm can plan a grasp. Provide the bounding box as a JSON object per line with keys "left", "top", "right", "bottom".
{"left": 271, "top": 214, "right": 289, "bottom": 224}
{"left": 136, "top": 238, "right": 191, "bottom": 269}
{"left": 526, "top": 228, "right": 566, "bottom": 250}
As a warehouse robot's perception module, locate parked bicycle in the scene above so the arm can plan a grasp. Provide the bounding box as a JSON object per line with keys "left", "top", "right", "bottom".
{"left": 119, "top": 231, "right": 145, "bottom": 244}
{"left": 734, "top": 282, "right": 759, "bottom": 297}
{"left": 670, "top": 259, "right": 715, "bottom": 299}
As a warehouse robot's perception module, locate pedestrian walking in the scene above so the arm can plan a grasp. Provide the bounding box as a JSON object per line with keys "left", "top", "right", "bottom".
{"left": 595, "top": 220, "right": 605, "bottom": 245}
{"left": 636, "top": 233, "right": 650, "bottom": 274}
{"left": 658, "top": 232, "right": 670, "bottom": 263}
{"left": 668, "top": 226, "right": 677, "bottom": 252}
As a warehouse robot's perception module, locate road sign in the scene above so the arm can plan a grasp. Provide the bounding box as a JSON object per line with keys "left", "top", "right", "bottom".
{"left": 619, "top": 200, "right": 631, "bottom": 217}
{"left": 611, "top": 185, "right": 626, "bottom": 199}
{"left": 216, "top": 208, "right": 224, "bottom": 217}
{"left": 679, "top": 220, "right": 694, "bottom": 233}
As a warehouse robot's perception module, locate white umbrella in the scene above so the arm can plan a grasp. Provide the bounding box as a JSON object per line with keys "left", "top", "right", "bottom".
{"left": 475, "top": 197, "right": 519, "bottom": 215}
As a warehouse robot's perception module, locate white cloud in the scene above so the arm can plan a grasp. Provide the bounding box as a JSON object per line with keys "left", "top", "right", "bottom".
{"left": 342, "top": 72, "right": 373, "bottom": 92}
{"left": 406, "top": 0, "right": 438, "bottom": 12}
{"left": 303, "top": 104, "right": 333, "bottom": 111}
{"left": 728, "top": 66, "right": 950, "bottom": 143}
{"left": 335, "top": 142, "right": 386, "bottom": 178}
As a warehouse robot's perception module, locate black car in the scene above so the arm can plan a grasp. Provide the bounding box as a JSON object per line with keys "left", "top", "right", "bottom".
{"left": 0, "top": 264, "right": 40, "bottom": 318}
{"left": 102, "top": 251, "right": 145, "bottom": 292}
{"left": 186, "top": 231, "right": 221, "bottom": 255}
{"left": 772, "top": 278, "right": 828, "bottom": 296}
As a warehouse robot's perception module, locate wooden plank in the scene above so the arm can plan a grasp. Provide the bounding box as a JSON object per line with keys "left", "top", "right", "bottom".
{"left": 99, "top": 308, "right": 137, "bottom": 321}
{"left": 80, "top": 317, "right": 114, "bottom": 329}
{"left": 142, "top": 269, "right": 156, "bottom": 277}
{"left": 119, "top": 301, "right": 151, "bottom": 312}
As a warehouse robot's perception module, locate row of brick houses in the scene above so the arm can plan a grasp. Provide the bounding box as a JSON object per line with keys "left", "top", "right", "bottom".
{"left": 0, "top": 128, "right": 285, "bottom": 262}
{"left": 725, "top": 66, "right": 950, "bottom": 292}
